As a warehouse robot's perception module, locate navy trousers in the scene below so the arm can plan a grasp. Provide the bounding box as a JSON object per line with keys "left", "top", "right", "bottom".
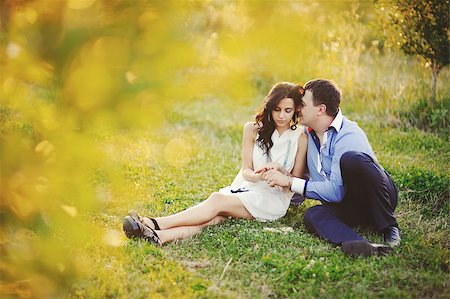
{"left": 303, "top": 151, "right": 398, "bottom": 245}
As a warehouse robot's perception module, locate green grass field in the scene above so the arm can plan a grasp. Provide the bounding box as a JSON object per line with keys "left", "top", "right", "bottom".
{"left": 68, "top": 98, "right": 449, "bottom": 298}
{"left": 2, "top": 2, "right": 449, "bottom": 298}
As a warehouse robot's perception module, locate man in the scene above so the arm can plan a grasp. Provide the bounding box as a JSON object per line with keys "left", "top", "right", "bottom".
{"left": 264, "top": 79, "right": 400, "bottom": 257}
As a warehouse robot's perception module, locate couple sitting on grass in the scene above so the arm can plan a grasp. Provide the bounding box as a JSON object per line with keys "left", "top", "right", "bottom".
{"left": 123, "top": 79, "right": 401, "bottom": 258}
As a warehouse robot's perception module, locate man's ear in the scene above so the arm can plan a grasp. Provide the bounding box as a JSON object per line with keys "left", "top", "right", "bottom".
{"left": 317, "top": 104, "right": 327, "bottom": 116}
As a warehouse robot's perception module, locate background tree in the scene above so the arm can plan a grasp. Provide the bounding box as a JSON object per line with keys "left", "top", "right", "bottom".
{"left": 379, "top": 0, "right": 449, "bottom": 105}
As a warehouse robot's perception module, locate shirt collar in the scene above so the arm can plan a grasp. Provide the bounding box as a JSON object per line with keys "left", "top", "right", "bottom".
{"left": 328, "top": 109, "right": 343, "bottom": 132}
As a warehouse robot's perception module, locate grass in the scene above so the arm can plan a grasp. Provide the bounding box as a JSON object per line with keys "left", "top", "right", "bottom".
{"left": 68, "top": 98, "right": 449, "bottom": 298}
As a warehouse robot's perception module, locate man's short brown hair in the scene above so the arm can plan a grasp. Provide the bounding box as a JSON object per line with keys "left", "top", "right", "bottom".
{"left": 304, "top": 79, "right": 341, "bottom": 117}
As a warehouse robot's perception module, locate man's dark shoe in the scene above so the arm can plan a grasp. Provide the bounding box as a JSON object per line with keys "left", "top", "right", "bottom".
{"left": 341, "top": 240, "right": 392, "bottom": 258}
{"left": 383, "top": 226, "right": 401, "bottom": 247}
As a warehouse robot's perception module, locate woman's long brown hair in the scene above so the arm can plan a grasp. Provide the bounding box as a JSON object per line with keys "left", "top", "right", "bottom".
{"left": 255, "top": 82, "right": 304, "bottom": 157}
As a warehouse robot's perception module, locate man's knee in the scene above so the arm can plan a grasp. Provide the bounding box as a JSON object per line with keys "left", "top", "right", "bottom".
{"left": 340, "top": 151, "right": 372, "bottom": 173}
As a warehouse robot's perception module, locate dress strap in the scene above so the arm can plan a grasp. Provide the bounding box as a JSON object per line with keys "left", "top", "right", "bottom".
{"left": 282, "top": 139, "right": 292, "bottom": 169}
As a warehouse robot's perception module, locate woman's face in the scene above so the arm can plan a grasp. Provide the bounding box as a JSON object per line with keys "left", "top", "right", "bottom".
{"left": 271, "top": 97, "right": 295, "bottom": 129}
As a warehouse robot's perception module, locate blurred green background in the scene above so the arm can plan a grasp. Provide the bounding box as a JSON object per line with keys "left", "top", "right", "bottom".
{"left": 0, "top": 0, "right": 448, "bottom": 298}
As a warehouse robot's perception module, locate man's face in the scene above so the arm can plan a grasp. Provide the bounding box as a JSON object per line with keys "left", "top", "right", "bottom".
{"left": 299, "top": 90, "right": 318, "bottom": 127}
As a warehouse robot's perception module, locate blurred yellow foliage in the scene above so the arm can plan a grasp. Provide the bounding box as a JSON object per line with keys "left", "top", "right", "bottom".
{"left": 1, "top": 0, "right": 446, "bottom": 297}
{"left": 67, "top": 0, "right": 96, "bottom": 10}
{"left": 164, "top": 137, "right": 194, "bottom": 168}
{"left": 102, "top": 229, "right": 126, "bottom": 247}
{"left": 60, "top": 204, "right": 78, "bottom": 218}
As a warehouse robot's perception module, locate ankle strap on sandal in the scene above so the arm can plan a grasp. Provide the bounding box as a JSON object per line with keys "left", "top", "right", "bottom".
{"left": 150, "top": 218, "right": 160, "bottom": 230}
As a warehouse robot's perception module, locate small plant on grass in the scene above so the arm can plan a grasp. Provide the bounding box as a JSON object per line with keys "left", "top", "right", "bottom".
{"left": 397, "top": 96, "right": 449, "bottom": 136}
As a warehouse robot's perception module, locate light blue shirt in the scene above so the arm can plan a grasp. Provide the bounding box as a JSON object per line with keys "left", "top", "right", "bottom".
{"left": 292, "top": 110, "right": 376, "bottom": 203}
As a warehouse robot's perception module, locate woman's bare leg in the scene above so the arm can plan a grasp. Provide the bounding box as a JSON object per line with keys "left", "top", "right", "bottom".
{"left": 157, "top": 215, "right": 227, "bottom": 244}
{"left": 152, "top": 193, "right": 252, "bottom": 230}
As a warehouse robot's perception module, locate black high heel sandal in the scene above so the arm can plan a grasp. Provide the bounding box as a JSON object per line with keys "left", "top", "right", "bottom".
{"left": 122, "top": 216, "right": 162, "bottom": 245}
{"left": 128, "top": 210, "right": 160, "bottom": 230}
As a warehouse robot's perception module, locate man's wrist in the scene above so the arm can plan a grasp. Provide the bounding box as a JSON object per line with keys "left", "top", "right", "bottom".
{"left": 291, "top": 178, "right": 308, "bottom": 196}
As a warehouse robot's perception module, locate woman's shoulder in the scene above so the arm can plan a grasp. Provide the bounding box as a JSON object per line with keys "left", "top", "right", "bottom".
{"left": 298, "top": 131, "right": 308, "bottom": 142}
{"left": 292, "top": 126, "right": 308, "bottom": 142}
{"left": 244, "top": 122, "right": 260, "bottom": 134}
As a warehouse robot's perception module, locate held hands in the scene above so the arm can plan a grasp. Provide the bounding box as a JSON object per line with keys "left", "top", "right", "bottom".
{"left": 262, "top": 169, "right": 292, "bottom": 188}
{"left": 253, "top": 162, "right": 292, "bottom": 189}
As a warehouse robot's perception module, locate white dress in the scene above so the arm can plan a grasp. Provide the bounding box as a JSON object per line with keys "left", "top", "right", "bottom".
{"left": 219, "top": 128, "right": 303, "bottom": 221}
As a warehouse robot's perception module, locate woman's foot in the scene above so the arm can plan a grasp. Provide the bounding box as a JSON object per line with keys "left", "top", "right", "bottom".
{"left": 128, "top": 210, "right": 161, "bottom": 230}
{"left": 122, "top": 216, "right": 162, "bottom": 245}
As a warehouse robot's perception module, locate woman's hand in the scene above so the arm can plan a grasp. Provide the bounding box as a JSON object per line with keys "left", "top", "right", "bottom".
{"left": 263, "top": 169, "right": 292, "bottom": 188}
{"left": 253, "top": 171, "right": 264, "bottom": 181}
{"left": 242, "top": 168, "right": 265, "bottom": 182}
{"left": 254, "top": 162, "right": 282, "bottom": 174}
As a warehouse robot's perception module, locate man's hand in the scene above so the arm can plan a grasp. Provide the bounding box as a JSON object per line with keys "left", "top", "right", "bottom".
{"left": 263, "top": 169, "right": 292, "bottom": 188}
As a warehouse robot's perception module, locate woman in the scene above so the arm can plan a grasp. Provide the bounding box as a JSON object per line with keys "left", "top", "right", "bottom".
{"left": 123, "top": 82, "right": 308, "bottom": 245}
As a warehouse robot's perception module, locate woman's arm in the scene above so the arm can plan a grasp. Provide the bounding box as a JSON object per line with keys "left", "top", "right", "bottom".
{"left": 290, "top": 133, "right": 308, "bottom": 178}
{"left": 241, "top": 122, "right": 263, "bottom": 183}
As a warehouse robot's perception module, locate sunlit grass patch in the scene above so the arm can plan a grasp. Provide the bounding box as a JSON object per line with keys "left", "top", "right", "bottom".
{"left": 72, "top": 104, "right": 448, "bottom": 298}
{"left": 2, "top": 89, "right": 448, "bottom": 298}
